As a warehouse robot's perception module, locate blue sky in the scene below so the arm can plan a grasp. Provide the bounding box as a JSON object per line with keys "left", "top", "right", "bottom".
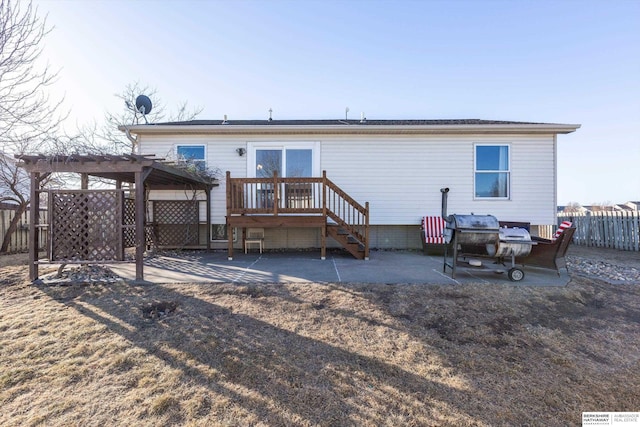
{"left": 34, "top": 0, "right": 639, "bottom": 205}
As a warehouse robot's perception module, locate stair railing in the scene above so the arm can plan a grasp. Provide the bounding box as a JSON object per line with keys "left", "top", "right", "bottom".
{"left": 322, "top": 171, "right": 369, "bottom": 259}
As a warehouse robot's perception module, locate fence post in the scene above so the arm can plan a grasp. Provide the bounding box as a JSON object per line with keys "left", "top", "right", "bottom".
{"left": 585, "top": 211, "right": 592, "bottom": 247}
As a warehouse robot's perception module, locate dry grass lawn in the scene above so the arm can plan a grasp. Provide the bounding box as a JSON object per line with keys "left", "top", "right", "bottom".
{"left": 1, "top": 247, "right": 639, "bottom": 426}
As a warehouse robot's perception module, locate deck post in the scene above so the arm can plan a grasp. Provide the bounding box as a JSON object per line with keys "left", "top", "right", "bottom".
{"left": 364, "top": 201, "right": 370, "bottom": 260}
{"left": 321, "top": 171, "right": 327, "bottom": 260}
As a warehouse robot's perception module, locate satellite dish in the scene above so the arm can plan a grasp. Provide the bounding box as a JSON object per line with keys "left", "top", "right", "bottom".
{"left": 135, "top": 95, "right": 152, "bottom": 115}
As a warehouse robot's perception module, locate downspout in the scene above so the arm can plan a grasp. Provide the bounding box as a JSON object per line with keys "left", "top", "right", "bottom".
{"left": 553, "top": 134, "right": 558, "bottom": 225}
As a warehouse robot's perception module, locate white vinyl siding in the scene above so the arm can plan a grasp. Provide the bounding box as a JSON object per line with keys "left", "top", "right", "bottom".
{"left": 321, "top": 134, "right": 556, "bottom": 226}
{"left": 139, "top": 133, "right": 558, "bottom": 228}
{"left": 140, "top": 135, "right": 246, "bottom": 226}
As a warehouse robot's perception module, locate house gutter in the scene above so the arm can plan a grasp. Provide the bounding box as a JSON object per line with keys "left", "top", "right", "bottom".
{"left": 119, "top": 123, "right": 581, "bottom": 137}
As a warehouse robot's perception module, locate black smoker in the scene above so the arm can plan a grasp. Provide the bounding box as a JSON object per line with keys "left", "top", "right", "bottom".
{"left": 440, "top": 188, "right": 532, "bottom": 281}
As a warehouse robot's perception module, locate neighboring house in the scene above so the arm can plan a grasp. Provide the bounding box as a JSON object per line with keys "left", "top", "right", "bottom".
{"left": 617, "top": 201, "right": 640, "bottom": 212}
{"left": 557, "top": 204, "right": 589, "bottom": 214}
{"left": 615, "top": 204, "right": 635, "bottom": 212}
{"left": 583, "top": 205, "right": 617, "bottom": 213}
{"left": 122, "top": 119, "right": 580, "bottom": 253}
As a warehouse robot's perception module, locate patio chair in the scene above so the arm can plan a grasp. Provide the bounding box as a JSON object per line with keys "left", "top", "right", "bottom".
{"left": 517, "top": 223, "right": 575, "bottom": 276}
{"left": 244, "top": 228, "right": 265, "bottom": 254}
{"left": 420, "top": 216, "right": 447, "bottom": 255}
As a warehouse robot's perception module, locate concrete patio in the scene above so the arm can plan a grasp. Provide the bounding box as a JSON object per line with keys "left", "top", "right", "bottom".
{"left": 108, "top": 249, "right": 570, "bottom": 286}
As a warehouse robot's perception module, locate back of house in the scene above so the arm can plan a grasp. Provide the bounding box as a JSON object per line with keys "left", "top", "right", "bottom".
{"left": 123, "top": 118, "right": 579, "bottom": 252}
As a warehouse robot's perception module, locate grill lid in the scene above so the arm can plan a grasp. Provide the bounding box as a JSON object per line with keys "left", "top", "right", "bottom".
{"left": 448, "top": 214, "right": 499, "bottom": 231}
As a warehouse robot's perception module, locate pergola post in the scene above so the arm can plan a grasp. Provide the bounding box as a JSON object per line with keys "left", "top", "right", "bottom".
{"left": 135, "top": 170, "right": 145, "bottom": 281}
{"left": 206, "top": 187, "right": 212, "bottom": 251}
{"left": 226, "top": 171, "right": 233, "bottom": 260}
{"left": 28, "top": 172, "right": 39, "bottom": 281}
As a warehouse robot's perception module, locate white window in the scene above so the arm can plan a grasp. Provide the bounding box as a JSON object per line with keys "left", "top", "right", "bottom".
{"left": 176, "top": 145, "right": 206, "bottom": 172}
{"left": 248, "top": 142, "right": 320, "bottom": 178}
{"left": 474, "top": 144, "right": 510, "bottom": 199}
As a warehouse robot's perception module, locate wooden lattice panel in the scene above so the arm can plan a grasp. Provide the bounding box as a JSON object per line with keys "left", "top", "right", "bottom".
{"left": 152, "top": 200, "right": 199, "bottom": 247}
{"left": 123, "top": 198, "right": 136, "bottom": 248}
{"left": 50, "top": 190, "right": 123, "bottom": 261}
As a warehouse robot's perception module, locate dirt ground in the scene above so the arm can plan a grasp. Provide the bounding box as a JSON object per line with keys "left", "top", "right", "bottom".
{"left": 0, "top": 246, "right": 638, "bottom": 426}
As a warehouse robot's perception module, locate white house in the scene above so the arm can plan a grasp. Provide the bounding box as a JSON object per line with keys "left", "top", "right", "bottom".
{"left": 122, "top": 119, "right": 580, "bottom": 255}
{"left": 619, "top": 201, "right": 640, "bottom": 212}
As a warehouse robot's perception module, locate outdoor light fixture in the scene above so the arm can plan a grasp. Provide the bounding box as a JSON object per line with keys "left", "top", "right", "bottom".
{"left": 236, "top": 148, "right": 245, "bottom": 156}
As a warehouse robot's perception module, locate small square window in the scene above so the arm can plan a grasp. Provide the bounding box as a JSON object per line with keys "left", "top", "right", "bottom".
{"left": 211, "top": 224, "right": 236, "bottom": 242}
{"left": 177, "top": 145, "right": 206, "bottom": 172}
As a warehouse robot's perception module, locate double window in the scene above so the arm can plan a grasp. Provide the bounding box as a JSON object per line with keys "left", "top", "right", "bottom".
{"left": 247, "top": 142, "right": 320, "bottom": 210}
{"left": 475, "top": 144, "right": 510, "bottom": 199}
{"left": 249, "top": 142, "right": 319, "bottom": 178}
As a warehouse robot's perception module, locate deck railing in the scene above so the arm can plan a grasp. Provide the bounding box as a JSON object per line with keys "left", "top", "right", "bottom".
{"left": 226, "top": 171, "right": 369, "bottom": 250}
{"left": 227, "top": 172, "right": 323, "bottom": 215}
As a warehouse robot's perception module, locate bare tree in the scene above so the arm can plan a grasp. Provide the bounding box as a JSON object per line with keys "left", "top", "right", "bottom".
{"left": 0, "top": 0, "right": 65, "bottom": 253}
{"left": 563, "top": 202, "right": 583, "bottom": 213}
{"left": 95, "top": 81, "right": 203, "bottom": 154}
{"left": 72, "top": 82, "right": 215, "bottom": 189}
{"left": 590, "top": 201, "right": 614, "bottom": 212}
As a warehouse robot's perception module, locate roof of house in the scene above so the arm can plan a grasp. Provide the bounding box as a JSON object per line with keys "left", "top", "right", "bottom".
{"left": 157, "top": 119, "right": 548, "bottom": 126}
{"left": 121, "top": 118, "right": 581, "bottom": 136}
{"left": 616, "top": 204, "right": 635, "bottom": 211}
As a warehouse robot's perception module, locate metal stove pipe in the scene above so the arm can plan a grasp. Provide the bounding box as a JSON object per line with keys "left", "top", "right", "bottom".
{"left": 440, "top": 187, "right": 450, "bottom": 220}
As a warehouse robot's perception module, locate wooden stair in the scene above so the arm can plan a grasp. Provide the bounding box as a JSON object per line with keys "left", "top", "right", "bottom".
{"left": 326, "top": 224, "right": 367, "bottom": 260}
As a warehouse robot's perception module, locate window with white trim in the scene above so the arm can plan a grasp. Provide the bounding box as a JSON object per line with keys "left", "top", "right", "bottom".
{"left": 176, "top": 145, "right": 206, "bottom": 172}
{"left": 247, "top": 142, "right": 320, "bottom": 210}
{"left": 474, "top": 144, "right": 510, "bottom": 199}
{"left": 249, "top": 142, "right": 319, "bottom": 178}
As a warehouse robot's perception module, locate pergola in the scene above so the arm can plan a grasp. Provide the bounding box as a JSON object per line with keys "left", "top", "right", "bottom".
{"left": 16, "top": 154, "right": 217, "bottom": 282}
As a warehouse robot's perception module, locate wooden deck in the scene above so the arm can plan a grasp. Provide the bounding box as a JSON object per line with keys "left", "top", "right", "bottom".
{"left": 226, "top": 171, "right": 369, "bottom": 260}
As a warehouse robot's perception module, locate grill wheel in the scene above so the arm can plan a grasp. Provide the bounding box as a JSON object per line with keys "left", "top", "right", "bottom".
{"left": 508, "top": 267, "right": 525, "bottom": 282}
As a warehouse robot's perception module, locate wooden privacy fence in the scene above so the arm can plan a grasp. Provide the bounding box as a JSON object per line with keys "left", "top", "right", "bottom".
{"left": 0, "top": 204, "right": 47, "bottom": 253}
{"left": 558, "top": 211, "right": 639, "bottom": 252}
